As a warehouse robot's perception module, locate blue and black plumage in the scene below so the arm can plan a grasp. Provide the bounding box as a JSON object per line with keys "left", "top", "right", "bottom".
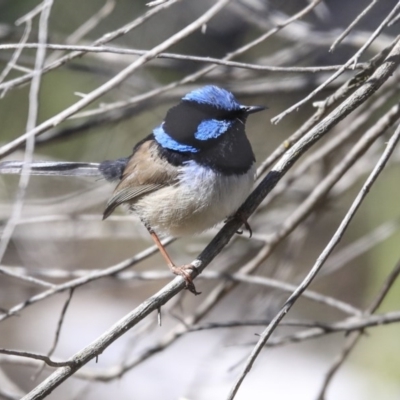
{"left": 101, "top": 86, "right": 264, "bottom": 233}
{"left": 0, "top": 85, "right": 265, "bottom": 294}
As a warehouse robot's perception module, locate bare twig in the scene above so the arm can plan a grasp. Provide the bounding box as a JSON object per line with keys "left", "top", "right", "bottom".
{"left": 0, "top": 238, "right": 174, "bottom": 322}
{"left": 0, "top": 0, "right": 53, "bottom": 264}
{"left": 256, "top": 38, "right": 399, "bottom": 178}
{"left": 0, "top": 0, "right": 231, "bottom": 159}
{"left": 265, "top": 310, "right": 400, "bottom": 347}
{"left": 316, "top": 258, "right": 400, "bottom": 399}
{"left": 320, "top": 219, "right": 400, "bottom": 277}
{"left": 32, "top": 289, "right": 75, "bottom": 380}
{"left": 329, "top": 0, "right": 379, "bottom": 52}
{"left": 271, "top": 3, "right": 400, "bottom": 124}
{"left": 0, "top": 266, "right": 54, "bottom": 288}
{"left": 0, "top": 349, "right": 70, "bottom": 368}
{"left": 227, "top": 115, "right": 400, "bottom": 399}
{"left": 0, "top": 0, "right": 184, "bottom": 94}
{"left": 0, "top": 19, "right": 31, "bottom": 88}
{"left": 0, "top": 43, "right": 367, "bottom": 73}
{"left": 45, "top": 0, "right": 116, "bottom": 64}
{"left": 60, "top": 0, "right": 323, "bottom": 120}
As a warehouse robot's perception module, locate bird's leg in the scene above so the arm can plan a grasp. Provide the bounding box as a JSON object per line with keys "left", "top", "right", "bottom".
{"left": 145, "top": 225, "right": 201, "bottom": 295}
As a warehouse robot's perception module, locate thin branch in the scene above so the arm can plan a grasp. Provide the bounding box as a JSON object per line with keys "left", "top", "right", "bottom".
{"left": 0, "top": 19, "right": 31, "bottom": 88}
{"left": 256, "top": 39, "right": 398, "bottom": 178}
{"left": 0, "top": 349, "right": 70, "bottom": 368}
{"left": 0, "top": 0, "right": 231, "bottom": 159}
{"left": 227, "top": 115, "right": 400, "bottom": 399}
{"left": 117, "top": 270, "right": 364, "bottom": 316}
{"left": 320, "top": 219, "right": 400, "bottom": 278}
{"left": 0, "top": 0, "right": 184, "bottom": 94}
{"left": 32, "top": 289, "right": 75, "bottom": 379}
{"left": 271, "top": 3, "right": 400, "bottom": 124}
{"left": 330, "top": 0, "right": 379, "bottom": 52}
{"left": 257, "top": 83, "right": 397, "bottom": 203}
{"left": 0, "top": 43, "right": 367, "bottom": 73}
{"left": 0, "top": 0, "right": 53, "bottom": 264}
{"left": 5, "top": 308, "right": 400, "bottom": 379}
{"left": 15, "top": 3, "right": 46, "bottom": 25}
{"left": 389, "top": 10, "right": 400, "bottom": 26}
{"left": 49, "top": 289, "right": 75, "bottom": 357}
{"left": 188, "top": 319, "right": 335, "bottom": 332}
{"left": 266, "top": 310, "right": 400, "bottom": 347}
{"left": 45, "top": 0, "right": 116, "bottom": 64}
{"left": 316, "top": 258, "right": 400, "bottom": 399}
{"left": 61, "top": 0, "right": 323, "bottom": 121}
{"left": 0, "top": 238, "right": 174, "bottom": 322}
{"left": 0, "top": 266, "right": 55, "bottom": 288}
{"left": 0, "top": 265, "right": 361, "bottom": 317}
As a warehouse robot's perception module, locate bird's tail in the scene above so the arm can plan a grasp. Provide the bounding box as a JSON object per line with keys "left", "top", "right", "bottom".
{"left": 0, "top": 161, "right": 102, "bottom": 177}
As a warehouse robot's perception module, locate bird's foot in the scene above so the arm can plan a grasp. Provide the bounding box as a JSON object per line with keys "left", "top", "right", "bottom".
{"left": 225, "top": 211, "right": 252, "bottom": 238}
{"left": 169, "top": 264, "right": 201, "bottom": 295}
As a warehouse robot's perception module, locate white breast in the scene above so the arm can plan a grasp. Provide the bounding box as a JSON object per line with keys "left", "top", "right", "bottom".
{"left": 133, "top": 161, "right": 255, "bottom": 237}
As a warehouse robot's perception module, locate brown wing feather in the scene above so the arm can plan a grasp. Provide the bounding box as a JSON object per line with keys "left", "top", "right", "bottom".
{"left": 103, "top": 140, "right": 178, "bottom": 219}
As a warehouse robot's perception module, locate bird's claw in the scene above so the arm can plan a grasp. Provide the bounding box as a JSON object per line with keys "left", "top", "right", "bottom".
{"left": 225, "top": 212, "right": 252, "bottom": 238}
{"left": 241, "top": 219, "right": 252, "bottom": 238}
{"left": 170, "top": 264, "right": 201, "bottom": 295}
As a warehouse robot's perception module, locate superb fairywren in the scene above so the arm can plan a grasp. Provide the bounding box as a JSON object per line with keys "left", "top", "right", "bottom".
{"left": 0, "top": 85, "right": 264, "bottom": 294}
{"left": 99, "top": 85, "right": 265, "bottom": 294}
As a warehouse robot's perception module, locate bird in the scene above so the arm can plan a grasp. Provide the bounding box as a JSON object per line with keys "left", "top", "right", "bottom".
{"left": 0, "top": 85, "right": 265, "bottom": 294}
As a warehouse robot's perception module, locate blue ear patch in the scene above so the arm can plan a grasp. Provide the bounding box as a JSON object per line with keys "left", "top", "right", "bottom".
{"left": 194, "top": 119, "right": 232, "bottom": 141}
{"left": 153, "top": 125, "right": 199, "bottom": 153}
{"left": 183, "top": 85, "right": 241, "bottom": 111}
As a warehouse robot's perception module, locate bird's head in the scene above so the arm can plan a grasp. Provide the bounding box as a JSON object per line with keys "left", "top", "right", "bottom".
{"left": 153, "top": 85, "right": 265, "bottom": 153}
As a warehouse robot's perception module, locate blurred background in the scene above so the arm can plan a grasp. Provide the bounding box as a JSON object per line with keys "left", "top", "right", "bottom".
{"left": 0, "top": 0, "right": 400, "bottom": 399}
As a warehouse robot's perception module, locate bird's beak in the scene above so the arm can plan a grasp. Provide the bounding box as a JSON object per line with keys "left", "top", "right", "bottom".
{"left": 242, "top": 105, "right": 267, "bottom": 114}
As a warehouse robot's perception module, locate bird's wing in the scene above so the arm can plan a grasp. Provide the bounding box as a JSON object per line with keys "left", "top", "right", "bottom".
{"left": 103, "top": 139, "right": 178, "bottom": 219}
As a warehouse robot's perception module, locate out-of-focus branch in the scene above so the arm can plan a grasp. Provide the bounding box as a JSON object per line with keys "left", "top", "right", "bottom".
{"left": 329, "top": 0, "right": 379, "bottom": 52}
{"left": 227, "top": 105, "right": 400, "bottom": 399}
{"left": 0, "top": 0, "right": 184, "bottom": 93}
{"left": 64, "top": 0, "right": 324, "bottom": 120}
{"left": 0, "top": 238, "right": 174, "bottom": 322}
{"left": 316, "top": 258, "right": 400, "bottom": 399}
{"left": 0, "top": 43, "right": 368, "bottom": 73}
{"left": 0, "top": 0, "right": 231, "bottom": 160}
{"left": 0, "top": 0, "right": 53, "bottom": 264}
{"left": 271, "top": 3, "right": 400, "bottom": 124}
